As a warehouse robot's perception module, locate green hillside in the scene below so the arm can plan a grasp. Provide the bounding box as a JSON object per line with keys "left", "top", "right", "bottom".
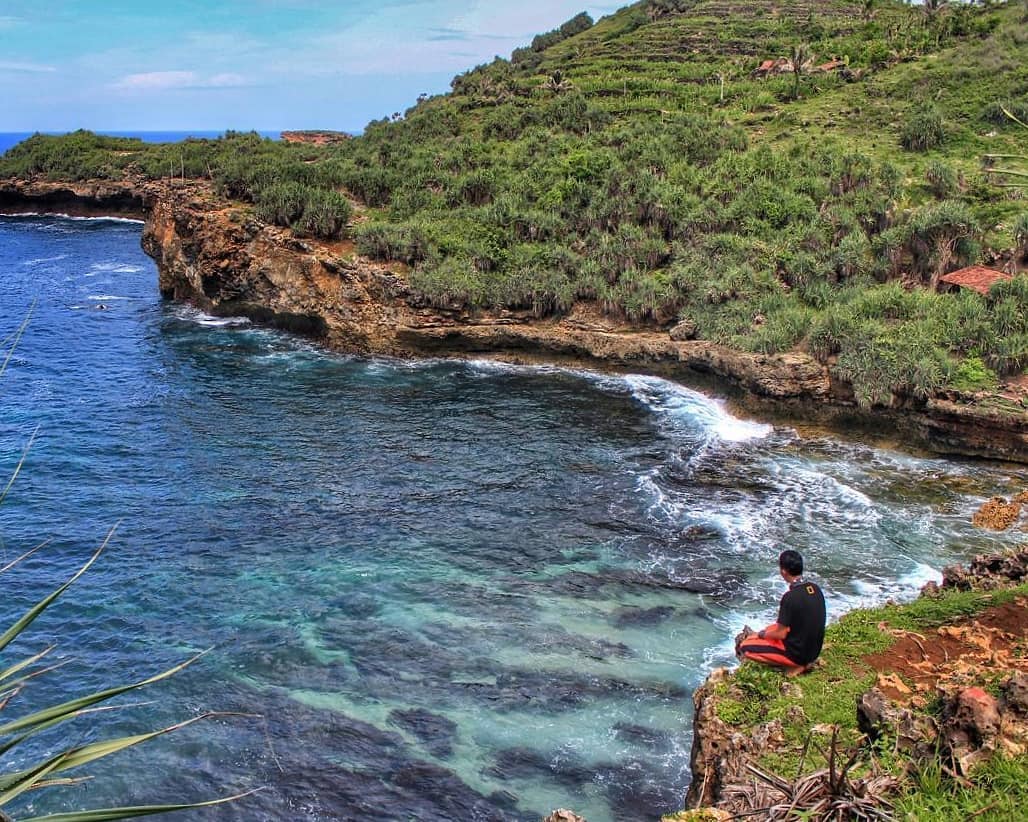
{"left": 4, "top": 0, "right": 1028, "bottom": 406}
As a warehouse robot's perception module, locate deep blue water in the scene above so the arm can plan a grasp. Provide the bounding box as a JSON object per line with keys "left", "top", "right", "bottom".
{"left": 0, "top": 215, "right": 1023, "bottom": 821}
{"left": 0, "top": 131, "right": 280, "bottom": 155}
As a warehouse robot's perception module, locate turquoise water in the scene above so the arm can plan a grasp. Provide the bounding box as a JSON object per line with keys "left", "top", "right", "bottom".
{"left": 0, "top": 215, "right": 1023, "bottom": 820}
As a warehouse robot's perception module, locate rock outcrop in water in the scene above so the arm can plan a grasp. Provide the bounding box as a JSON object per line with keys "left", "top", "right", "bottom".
{"left": 4, "top": 176, "right": 1028, "bottom": 463}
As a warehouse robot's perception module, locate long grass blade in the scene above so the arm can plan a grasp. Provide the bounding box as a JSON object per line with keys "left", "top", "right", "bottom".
{"left": 0, "top": 303, "right": 34, "bottom": 383}
{"left": 0, "top": 751, "right": 67, "bottom": 805}
{"left": 1002, "top": 106, "right": 1028, "bottom": 129}
{"left": 0, "top": 646, "right": 55, "bottom": 686}
{"left": 0, "top": 695, "right": 155, "bottom": 762}
{"left": 0, "top": 715, "right": 217, "bottom": 800}
{"left": 0, "top": 528, "right": 117, "bottom": 655}
{"left": 0, "top": 649, "right": 208, "bottom": 737}
{"left": 991, "top": 168, "right": 1028, "bottom": 179}
{"left": 0, "top": 539, "right": 52, "bottom": 575}
{"left": 0, "top": 426, "right": 39, "bottom": 510}
{"left": 16, "top": 789, "right": 262, "bottom": 821}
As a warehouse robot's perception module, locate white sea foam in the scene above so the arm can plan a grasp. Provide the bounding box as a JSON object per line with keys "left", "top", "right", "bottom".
{"left": 89, "top": 263, "right": 144, "bottom": 274}
{"left": 849, "top": 562, "right": 942, "bottom": 603}
{"left": 22, "top": 254, "right": 69, "bottom": 265}
{"left": 1, "top": 212, "right": 143, "bottom": 224}
{"left": 87, "top": 295, "right": 131, "bottom": 301}
{"left": 171, "top": 305, "right": 251, "bottom": 328}
{"left": 455, "top": 359, "right": 773, "bottom": 446}
{"left": 623, "top": 374, "right": 772, "bottom": 443}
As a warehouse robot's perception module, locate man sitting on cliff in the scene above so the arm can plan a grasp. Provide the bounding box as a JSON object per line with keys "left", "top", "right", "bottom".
{"left": 735, "top": 550, "right": 826, "bottom": 677}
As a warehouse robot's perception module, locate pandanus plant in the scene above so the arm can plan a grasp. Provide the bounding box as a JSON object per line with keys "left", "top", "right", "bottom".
{"left": 984, "top": 107, "right": 1028, "bottom": 190}
{"left": 0, "top": 312, "right": 251, "bottom": 821}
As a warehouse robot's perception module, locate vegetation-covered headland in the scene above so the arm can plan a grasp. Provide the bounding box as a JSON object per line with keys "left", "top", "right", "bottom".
{"left": 2, "top": 0, "right": 1028, "bottom": 459}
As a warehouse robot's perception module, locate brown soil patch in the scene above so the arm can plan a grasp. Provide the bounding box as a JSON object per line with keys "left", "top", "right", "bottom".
{"left": 863, "top": 598, "right": 1028, "bottom": 706}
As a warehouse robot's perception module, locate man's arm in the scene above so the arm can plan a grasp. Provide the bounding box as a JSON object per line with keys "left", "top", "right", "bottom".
{"left": 760, "top": 592, "right": 796, "bottom": 641}
{"left": 758, "top": 622, "right": 789, "bottom": 641}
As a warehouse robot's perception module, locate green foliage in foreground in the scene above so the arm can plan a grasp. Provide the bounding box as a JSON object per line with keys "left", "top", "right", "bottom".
{"left": 2, "top": 1, "right": 1027, "bottom": 400}
{"left": 0, "top": 319, "right": 249, "bottom": 821}
{"left": 894, "top": 753, "right": 1028, "bottom": 822}
{"left": 717, "top": 582, "right": 1028, "bottom": 820}
{"left": 0, "top": 541, "right": 250, "bottom": 822}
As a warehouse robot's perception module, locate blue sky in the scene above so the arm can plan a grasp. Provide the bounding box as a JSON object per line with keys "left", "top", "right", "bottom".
{"left": 0, "top": 1, "right": 624, "bottom": 133}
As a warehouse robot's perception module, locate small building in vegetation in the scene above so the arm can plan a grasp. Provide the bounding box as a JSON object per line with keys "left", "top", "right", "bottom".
{"left": 751, "top": 58, "right": 792, "bottom": 78}
{"left": 938, "top": 265, "right": 1012, "bottom": 296}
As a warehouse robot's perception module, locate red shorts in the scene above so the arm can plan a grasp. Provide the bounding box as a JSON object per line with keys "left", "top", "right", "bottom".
{"left": 737, "top": 634, "right": 801, "bottom": 668}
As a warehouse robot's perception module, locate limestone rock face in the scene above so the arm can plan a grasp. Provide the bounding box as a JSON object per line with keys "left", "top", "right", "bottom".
{"left": 939, "top": 545, "right": 1028, "bottom": 591}
{"left": 669, "top": 319, "right": 697, "bottom": 341}
{"left": 685, "top": 668, "right": 772, "bottom": 810}
{"left": 1005, "top": 671, "right": 1028, "bottom": 713}
{"left": 0, "top": 177, "right": 146, "bottom": 218}
{"left": 858, "top": 678, "right": 1028, "bottom": 778}
{"left": 971, "top": 497, "right": 1022, "bottom": 531}
{"left": 857, "top": 687, "right": 939, "bottom": 763}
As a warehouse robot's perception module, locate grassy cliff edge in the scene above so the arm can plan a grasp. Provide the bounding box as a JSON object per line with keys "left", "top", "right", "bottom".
{"left": 678, "top": 547, "right": 1028, "bottom": 821}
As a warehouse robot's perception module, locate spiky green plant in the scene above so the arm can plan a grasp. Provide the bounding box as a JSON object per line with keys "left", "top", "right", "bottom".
{"left": 0, "top": 321, "right": 252, "bottom": 821}
{"left": 984, "top": 107, "right": 1028, "bottom": 189}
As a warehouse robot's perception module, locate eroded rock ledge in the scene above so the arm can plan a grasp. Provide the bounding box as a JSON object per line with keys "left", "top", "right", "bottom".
{"left": 0, "top": 177, "right": 148, "bottom": 219}
{"left": 5, "top": 177, "right": 1028, "bottom": 463}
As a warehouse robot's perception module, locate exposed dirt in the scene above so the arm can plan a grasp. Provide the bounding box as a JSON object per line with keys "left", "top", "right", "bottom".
{"left": 865, "top": 598, "right": 1028, "bottom": 706}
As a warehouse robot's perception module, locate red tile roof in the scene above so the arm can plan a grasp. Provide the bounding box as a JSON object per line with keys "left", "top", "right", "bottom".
{"left": 814, "top": 59, "right": 847, "bottom": 72}
{"left": 939, "top": 266, "right": 1013, "bottom": 296}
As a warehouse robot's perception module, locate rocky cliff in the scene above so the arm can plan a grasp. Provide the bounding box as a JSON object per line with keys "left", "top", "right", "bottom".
{"left": 5, "top": 177, "right": 1028, "bottom": 463}
{"left": 0, "top": 177, "right": 147, "bottom": 218}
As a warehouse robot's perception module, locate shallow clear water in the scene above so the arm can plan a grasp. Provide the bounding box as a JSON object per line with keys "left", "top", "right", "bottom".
{"left": 0, "top": 215, "right": 1023, "bottom": 821}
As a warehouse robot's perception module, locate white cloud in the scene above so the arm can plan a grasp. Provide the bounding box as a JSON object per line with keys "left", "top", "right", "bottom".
{"left": 0, "top": 60, "right": 56, "bottom": 73}
{"left": 270, "top": 2, "right": 626, "bottom": 78}
{"left": 206, "top": 73, "right": 248, "bottom": 87}
{"left": 111, "top": 70, "right": 248, "bottom": 92}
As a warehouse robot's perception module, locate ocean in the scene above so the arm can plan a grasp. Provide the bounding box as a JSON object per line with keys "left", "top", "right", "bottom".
{"left": 0, "top": 214, "right": 1021, "bottom": 820}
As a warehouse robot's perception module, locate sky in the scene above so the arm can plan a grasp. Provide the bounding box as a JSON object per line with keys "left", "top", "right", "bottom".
{"left": 0, "top": 1, "right": 625, "bottom": 133}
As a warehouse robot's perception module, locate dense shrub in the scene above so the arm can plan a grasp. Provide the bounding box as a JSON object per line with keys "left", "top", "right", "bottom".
{"left": 925, "top": 161, "right": 959, "bottom": 198}
{"left": 256, "top": 183, "right": 351, "bottom": 239}
{"left": 900, "top": 104, "right": 945, "bottom": 151}
{"left": 355, "top": 222, "right": 432, "bottom": 265}
{"left": 950, "top": 355, "right": 999, "bottom": 392}
{"left": 836, "top": 331, "right": 950, "bottom": 408}
{"left": 525, "top": 12, "right": 594, "bottom": 55}
{"left": 906, "top": 201, "right": 981, "bottom": 283}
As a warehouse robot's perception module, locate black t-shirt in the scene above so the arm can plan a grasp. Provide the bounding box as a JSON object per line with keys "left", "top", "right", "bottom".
{"left": 777, "top": 579, "right": 826, "bottom": 665}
